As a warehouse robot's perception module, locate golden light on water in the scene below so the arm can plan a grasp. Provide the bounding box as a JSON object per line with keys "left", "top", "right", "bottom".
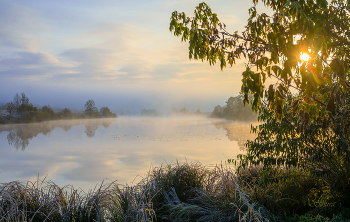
{"left": 300, "top": 53, "right": 310, "bottom": 62}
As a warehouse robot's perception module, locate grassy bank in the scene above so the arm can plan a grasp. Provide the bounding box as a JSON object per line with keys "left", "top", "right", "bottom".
{"left": 1, "top": 162, "right": 350, "bottom": 221}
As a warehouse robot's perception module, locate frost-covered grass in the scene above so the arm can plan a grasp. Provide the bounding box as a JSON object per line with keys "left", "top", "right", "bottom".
{"left": 4, "top": 162, "right": 349, "bottom": 222}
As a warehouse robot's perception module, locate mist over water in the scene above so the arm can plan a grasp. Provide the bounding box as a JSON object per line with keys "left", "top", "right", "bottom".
{"left": 0, "top": 116, "right": 254, "bottom": 191}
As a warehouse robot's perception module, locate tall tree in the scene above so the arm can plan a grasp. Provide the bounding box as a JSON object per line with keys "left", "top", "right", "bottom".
{"left": 12, "top": 93, "right": 21, "bottom": 110}
{"left": 20, "top": 92, "right": 29, "bottom": 105}
{"left": 84, "top": 99, "right": 98, "bottom": 117}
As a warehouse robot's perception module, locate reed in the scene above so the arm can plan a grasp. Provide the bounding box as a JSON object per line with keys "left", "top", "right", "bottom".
{"left": 0, "top": 162, "right": 282, "bottom": 222}
{"left": 0, "top": 177, "right": 154, "bottom": 221}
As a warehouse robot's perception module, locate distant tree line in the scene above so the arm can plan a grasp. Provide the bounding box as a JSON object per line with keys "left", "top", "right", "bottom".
{"left": 0, "top": 94, "right": 117, "bottom": 124}
{"left": 138, "top": 107, "right": 204, "bottom": 117}
{"left": 171, "top": 107, "right": 203, "bottom": 115}
{"left": 209, "top": 93, "right": 257, "bottom": 121}
{"left": 140, "top": 109, "right": 158, "bottom": 116}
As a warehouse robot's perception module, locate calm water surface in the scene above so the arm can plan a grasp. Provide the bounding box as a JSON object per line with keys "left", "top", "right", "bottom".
{"left": 0, "top": 116, "right": 254, "bottom": 191}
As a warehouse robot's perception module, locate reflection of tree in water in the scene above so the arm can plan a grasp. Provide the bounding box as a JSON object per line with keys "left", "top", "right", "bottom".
{"left": 1, "top": 118, "right": 116, "bottom": 150}
{"left": 84, "top": 119, "right": 114, "bottom": 137}
{"left": 100, "top": 121, "right": 112, "bottom": 129}
{"left": 7, "top": 130, "right": 29, "bottom": 150}
{"left": 5, "top": 124, "right": 55, "bottom": 151}
{"left": 60, "top": 124, "right": 72, "bottom": 132}
{"left": 84, "top": 125, "right": 98, "bottom": 138}
{"left": 212, "top": 120, "right": 257, "bottom": 150}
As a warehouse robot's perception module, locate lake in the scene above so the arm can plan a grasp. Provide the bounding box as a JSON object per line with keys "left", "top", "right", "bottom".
{"left": 0, "top": 116, "right": 255, "bottom": 191}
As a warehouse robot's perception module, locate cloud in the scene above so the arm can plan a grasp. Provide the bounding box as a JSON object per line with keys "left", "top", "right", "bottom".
{"left": 62, "top": 48, "right": 116, "bottom": 74}
{"left": 0, "top": 51, "right": 74, "bottom": 78}
{"left": 55, "top": 23, "right": 155, "bottom": 79}
{"left": 0, "top": 0, "right": 257, "bottom": 112}
{"left": 0, "top": 51, "right": 59, "bottom": 68}
{"left": 0, "top": 1, "right": 77, "bottom": 79}
{"left": 0, "top": 1, "right": 245, "bottom": 84}
{"left": 57, "top": 21, "right": 214, "bottom": 82}
{"left": 0, "top": 1, "right": 47, "bottom": 51}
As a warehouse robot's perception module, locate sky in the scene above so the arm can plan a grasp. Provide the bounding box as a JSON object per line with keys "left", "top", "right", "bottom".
{"left": 0, "top": 0, "right": 267, "bottom": 113}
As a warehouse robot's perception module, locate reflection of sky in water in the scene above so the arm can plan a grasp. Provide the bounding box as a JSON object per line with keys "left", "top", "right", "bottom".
{"left": 0, "top": 117, "right": 254, "bottom": 191}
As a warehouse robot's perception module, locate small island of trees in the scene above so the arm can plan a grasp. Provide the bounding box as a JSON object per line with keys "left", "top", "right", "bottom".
{"left": 0, "top": 93, "right": 117, "bottom": 124}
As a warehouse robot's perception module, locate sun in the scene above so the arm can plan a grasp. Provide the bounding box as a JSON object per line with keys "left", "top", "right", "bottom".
{"left": 300, "top": 53, "right": 310, "bottom": 62}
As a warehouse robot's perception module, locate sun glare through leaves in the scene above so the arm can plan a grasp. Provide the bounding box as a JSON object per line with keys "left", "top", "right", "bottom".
{"left": 300, "top": 53, "right": 310, "bottom": 62}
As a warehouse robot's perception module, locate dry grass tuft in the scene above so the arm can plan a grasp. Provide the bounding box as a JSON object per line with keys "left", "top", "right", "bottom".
{"left": 1, "top": 162, "right": 281, "bottom": 222}
{"left": 0, "top": 177, "right": 154, "bottom": 221}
